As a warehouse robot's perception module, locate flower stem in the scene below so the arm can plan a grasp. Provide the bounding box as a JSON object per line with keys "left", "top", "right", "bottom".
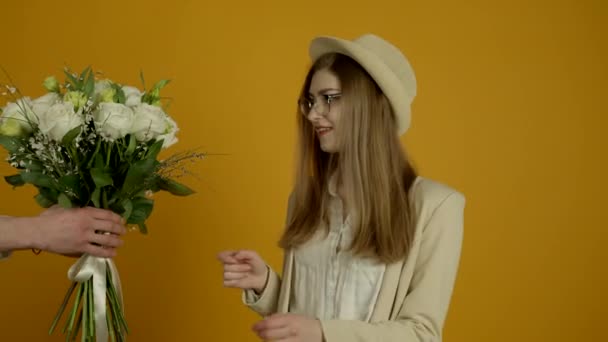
{"left": 48, "top": 281, "right": 77, "bottom": 334}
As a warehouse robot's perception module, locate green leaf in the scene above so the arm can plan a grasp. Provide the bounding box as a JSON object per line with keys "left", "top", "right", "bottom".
{"left": 146, "top": 139, "right": 164, "bottom": 160}
{"left": 91, "top": 167, "right": 113, "bottom": 188}
{"left": 4, "top": 174, "right": 24, "bottom": 187}
{"left": 59, "top": 174, "right": 81, "bottom": 199}
{"left": 91, "top": 188, "right": 101, "bottom": 208}
{"left": 138, "top": 222, "right": 148, "bottom": 234}
{"left": 59, "top": 174, "right": 80, "bottom": 189}
{"left": 127, "top": 197, "right": 153, "bottom": 225}
{"left": 39, "top": 187, "right": 59, "bottom": 201}
{"left": 83, "top": 67, "right": 95, "bottom": 98}
{"left": 147, "top": 175, "right": 161, "bottom": 192}
{"left": 107, "top": 194, "right": 120, "bottom": 207}
{"left": 111, "top": 83, "right": 126, "bottom": 104}
{"left": 84, "top": 77, "right": 95, "bottom": 99}
{"left": 159, "top": 178, "right": 195, "bottom": 196}
{"left": 0, "top": 135, "right": 22, "bottom": 153}
{"left": 121, "top": 199, "right": 133, "bottom": 221}
{"left": 152, "top": 79, "right": 170, "bottom": 92}
{"left": 35, "top": 193, "right": 55, "bottom": 208}
{"left": 122, "top": 158, "right": 157, "bottom": 194}
{"left": 87, "top": 140, "right": 103, "bottom": 169}
{"left": 142, "top": 79, "right": 170, "bottom": 105}
{"left": 79, "top": 66, "right": 91, "bottom": 83}
{"left": 25, "top": 160, "right": 44, "bottom": 171}
{"left": 64, "top": 69, "right": 80, "bottom": 89}
{"left": 61, "top": 126, "right": 81, "bottom": 146}
{"left": 94, "top": 152, "right": 105, "bottom": 168}
{"left": 20, "top": 171, "right": 55, "bottom": 188}
{"left": 58, "top": 193, "right": 72, "bottom": 208}
{"left": 139, "top": 70, "right": 146, "bottom": 91}
{"left": 125, "top": 134, "right": 136, "bottom": 156}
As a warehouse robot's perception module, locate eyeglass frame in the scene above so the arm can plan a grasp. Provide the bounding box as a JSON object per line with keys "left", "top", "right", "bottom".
{"left": 298, "top": 93, "right": 342, "bottom": 117}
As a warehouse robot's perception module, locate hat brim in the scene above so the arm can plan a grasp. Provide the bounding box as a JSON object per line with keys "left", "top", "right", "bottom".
{"left": 309, "top": 36, "right": 411, "bottom": 135}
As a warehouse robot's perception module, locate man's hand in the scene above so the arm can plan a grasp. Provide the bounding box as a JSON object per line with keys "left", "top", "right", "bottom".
{"left": 35, "top": 206, "right": 126, "bottom": 258}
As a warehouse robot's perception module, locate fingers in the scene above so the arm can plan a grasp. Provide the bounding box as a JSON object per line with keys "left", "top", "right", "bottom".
{"left": 85, "top": 244, "right": 117, "bottom": 258}
{"left": 222, "top": 279, "right": 241, "bottom": 288}
{"left": 273, "top": 338, "right": 297, "bottom": 342}
{"left": 83, "top": 207, "right": 124, "bottom": 225}
{"left": 218, "top": 250, "right": 261, "bottom": 264}
{"left": 85, "top": 230, "right": 122, "bottom": 258}
{"left": 217, "top": 250, "right": 239, "bottom": 264}
{"left": 223, "top": 272, "right": 248, "bottom": 281}
{"left": 223, "top": 262, "right": 252, "bottom": 280}
{"left": 255, "top": 326, "right": 295, "bottom": 341}
{"left": 91, "top": 219, "right": 126, "bottom": 236}
{"left": 253, "top": 314, "right": 290, "bottom": 331}
{"left": 223, "top": 263, "right": 251, "bottom": 287}
{"left": 218, "top": 250, "right": 266, "bottom": 289}
{"left": 252, "top": 315, "right": 296, "bottom": 340}
{"left": 88, "top": 231, "right": 124, "bottom": 249}
{"left": 234, "top": 250, "right": 259, "bottom": 262}
{"left": 224, "top": 264, "right": 252, "bottom": 273}
{"left": 235, "top": 250, "right": 268, "bottom": 272}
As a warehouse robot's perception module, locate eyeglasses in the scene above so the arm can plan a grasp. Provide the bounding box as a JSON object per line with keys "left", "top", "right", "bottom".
{"left": 298, "top": 93, "right": 342, "bottom": 117}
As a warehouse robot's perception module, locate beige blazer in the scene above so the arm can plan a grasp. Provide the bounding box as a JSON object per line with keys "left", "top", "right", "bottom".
{"left": 244, "top": 177, "right": 466, "bottom": 341}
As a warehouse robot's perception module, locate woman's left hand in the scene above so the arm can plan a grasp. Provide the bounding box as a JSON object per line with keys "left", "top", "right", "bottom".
{"left": 252, "top": 313, "right": 323, "bottom": 342}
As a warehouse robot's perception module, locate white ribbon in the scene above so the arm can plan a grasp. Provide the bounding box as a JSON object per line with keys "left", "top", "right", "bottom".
{"left": 68, "top": 254, "right": 123, "bottom": 341}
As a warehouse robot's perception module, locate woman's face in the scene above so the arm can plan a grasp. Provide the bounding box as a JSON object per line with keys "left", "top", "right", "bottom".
{"left": 303, "top": 69, "right": 343, "bottom": 153}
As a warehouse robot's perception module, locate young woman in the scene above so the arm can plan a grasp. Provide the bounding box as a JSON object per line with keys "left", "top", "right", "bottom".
{"left": 218, "top": 33, "right": 465, "bottom": 342}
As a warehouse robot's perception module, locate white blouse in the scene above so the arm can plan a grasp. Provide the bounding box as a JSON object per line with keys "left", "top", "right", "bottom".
{"left": 288, "top": 175, "right": 386, "bottom": 321}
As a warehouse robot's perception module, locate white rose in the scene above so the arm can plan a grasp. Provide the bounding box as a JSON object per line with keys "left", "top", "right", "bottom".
{"left": 157, "top": 115, "right": 179, "bottom": 148}
{"left": 31, "top": 93, "right": 60, "bottom": 118}
{"left": 131, "top": 103, "right": 170, "bottom": 142}
{"left": 38, "top": 102, "right": 83, "bottom": 142}
{"left": 0, "top": 97, "right": 36, "bottom": 133}
{"left": 122, "top": 86, "right": 142, "bottom": 107}
{"left": 93, "top": 103, "right": 134, "bottom": 140}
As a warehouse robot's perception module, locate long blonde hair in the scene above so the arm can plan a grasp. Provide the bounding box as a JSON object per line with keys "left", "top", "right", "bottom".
{"left": 279, "top": 53, "right": 418, "bottom": 264}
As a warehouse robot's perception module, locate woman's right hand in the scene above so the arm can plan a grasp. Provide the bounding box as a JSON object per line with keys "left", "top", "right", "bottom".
{"left": 217, "top": 250, "right": 269, "bottom": 293}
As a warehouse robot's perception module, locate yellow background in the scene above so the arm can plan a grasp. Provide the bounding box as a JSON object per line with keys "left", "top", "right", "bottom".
{"left": 1, "top": 0, "right": 606, "bottom": 341}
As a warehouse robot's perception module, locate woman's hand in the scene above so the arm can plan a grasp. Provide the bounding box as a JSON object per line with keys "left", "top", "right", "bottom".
{"left": 217, "top": 249, "right": 269, "bottom": 293}
{"left": 252, "top": 313, "right": 323, "bottom": 342}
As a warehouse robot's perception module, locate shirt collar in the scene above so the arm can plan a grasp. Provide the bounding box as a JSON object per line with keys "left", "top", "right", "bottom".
{"left": 328, "top": 171, "right": 339, "bottom": 197}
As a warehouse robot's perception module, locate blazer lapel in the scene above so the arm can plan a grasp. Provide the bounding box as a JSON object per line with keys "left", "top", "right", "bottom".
{"left": 278, "top": 249, "right": 294, "bottom": 313}
{"left": 370, "top": 259, "right": 404, "bottom": 322}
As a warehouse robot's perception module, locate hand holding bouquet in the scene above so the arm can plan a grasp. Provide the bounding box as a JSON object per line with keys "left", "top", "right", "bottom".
{"left": 0, "top": 66, "right": 203, "bottom": 341}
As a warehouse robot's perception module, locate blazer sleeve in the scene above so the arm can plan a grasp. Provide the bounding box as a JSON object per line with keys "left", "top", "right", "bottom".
{"left": 242, "top": 264, "right": 282, "bottom": 316}
{"left": 321, "top": 191, "right": 466, "bottom": 342}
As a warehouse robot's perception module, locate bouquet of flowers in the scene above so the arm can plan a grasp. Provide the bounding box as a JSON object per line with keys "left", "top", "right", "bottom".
{"left": 0, "top": 66, "right": 203, "bottom": 341}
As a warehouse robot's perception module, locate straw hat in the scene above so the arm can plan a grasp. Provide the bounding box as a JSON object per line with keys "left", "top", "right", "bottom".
{"left": 309, "top": 34, "right": 417, "bottom": 135}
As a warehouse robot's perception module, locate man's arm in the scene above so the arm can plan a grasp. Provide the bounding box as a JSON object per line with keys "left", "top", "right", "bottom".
{"left": 0, "top": 215, "right": 44, "bottom": 252}
{"left": 0, "top": 207, "right": 126, "bottom": 258}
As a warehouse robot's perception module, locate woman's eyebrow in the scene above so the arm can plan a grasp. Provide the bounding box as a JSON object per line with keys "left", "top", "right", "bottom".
{"left": 308, "top": 88, "right": 342, "bottom": 95}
